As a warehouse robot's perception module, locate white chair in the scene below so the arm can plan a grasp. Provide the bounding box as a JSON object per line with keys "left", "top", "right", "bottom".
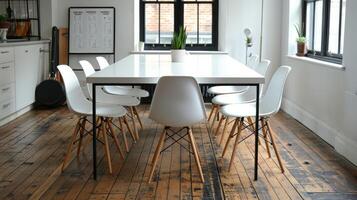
{"left": 209, "top": 59, "right": 271, "bottom": 128}
{"left": 96, "top": 56, "right": 149, "bottom": 98}
{"left": 211, "top": 59, "right": 271, "bottom": 140}
{"left": 220, "top": 66, "right": 292, "bottom": 172}
{"left": 206, "top": 55, "right": 260, "bottom": 97}
{"left": 148, "top": 76, "right": 207, "bottom": 183}
{"left": 58, "top": 65, "right": 129, "bottom": 174}
{"left": 79, "top": 60, "right": 141, "bottom": 143}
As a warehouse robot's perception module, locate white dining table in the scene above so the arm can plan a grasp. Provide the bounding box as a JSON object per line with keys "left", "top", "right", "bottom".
{"left": 87, "top": 54, "right": 265, "bottom": 182}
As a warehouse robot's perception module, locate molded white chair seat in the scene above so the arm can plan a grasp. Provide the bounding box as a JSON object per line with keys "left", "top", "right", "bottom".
{"left": 212, "top": 90, "right": 256, "bottom": 105}
{"left": 211, "top": 59, "right": 271, "bottom": 106}
{"left": 79, "top": 60, "right": 140, "bottom": 107}
{"left": 103, "top": 86, "right": 149, "bottom": 98}
{"left": 96, "top": 56, "right": 149, "bottom": 98}
{"left": 149, "top": 76, "right": 207, "bottom": 127}
{"left": 207, "top": 86, "right": 248, "bottom": 95}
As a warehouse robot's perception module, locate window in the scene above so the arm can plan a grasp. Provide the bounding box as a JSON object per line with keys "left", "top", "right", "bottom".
{"left": 303, "top": 0, "right": 346, "bottom": 63}
{"left": 140, "top": 0, "right": 218, "bottom": 50}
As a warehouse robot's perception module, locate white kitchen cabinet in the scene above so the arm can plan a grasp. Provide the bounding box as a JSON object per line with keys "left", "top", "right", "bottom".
{"left": 14, "top": 44, "right": 46, "bottom": 110}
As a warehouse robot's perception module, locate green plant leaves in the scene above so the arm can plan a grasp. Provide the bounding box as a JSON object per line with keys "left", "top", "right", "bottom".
{"left": 171, "top": 26, "right": 187, "bottom": 49}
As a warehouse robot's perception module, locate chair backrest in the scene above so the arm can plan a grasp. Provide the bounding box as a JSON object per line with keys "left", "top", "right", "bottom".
{"left": 247, "top": 54, "right": 259, "bottom": 69}
{"left": 260, "top": 66, "right": 292, "bottom": 115}
{"left": 149, "top": 76, "right": 207, "bottom": 127}
{"left": 79, "top": 60, "right": 97, "bottom": 98}
{"left": 96, "top": 56, "right": 110, "bottom": 70}
{"left": 57, "top": 65, "right": 91, "bottom": 114}
{"left": 239, "top": 59, "right": 271, "bottom": 99}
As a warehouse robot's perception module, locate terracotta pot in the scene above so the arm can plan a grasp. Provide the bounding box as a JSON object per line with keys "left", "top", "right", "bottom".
{"left": 0, "top": 21, "right": 10, "bottom": 29}
{"left": 296, "top": 42, "right": 307, "bottom": 56}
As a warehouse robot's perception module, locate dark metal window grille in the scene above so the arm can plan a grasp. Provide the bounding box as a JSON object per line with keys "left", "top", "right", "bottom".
{"left": 302, "top": 0, "right": 346, "bottom": 64}
{"left": 140, "top": 0, "right": 218, "bottom": 51}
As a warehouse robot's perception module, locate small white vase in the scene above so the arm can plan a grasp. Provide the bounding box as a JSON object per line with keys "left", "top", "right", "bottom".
{"left": 0, "top": 28, "right": 8, "bottom": 42}
{"left": 171, "top": 49, "right": 186, "bottom": 62}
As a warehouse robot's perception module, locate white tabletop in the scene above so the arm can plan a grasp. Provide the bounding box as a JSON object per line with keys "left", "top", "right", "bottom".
{"left": 87, "top": 54, "right": 265, "bottom": 85}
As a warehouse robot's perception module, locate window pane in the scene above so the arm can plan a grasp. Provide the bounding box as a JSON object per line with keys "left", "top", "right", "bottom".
{"left": 340, "top": 0, "right": 346, "bottom": 54}
{"left": 184, "top": 4, "right": 198, "bottom": 45}
{"left": 306, "top": 2, "right": 314, "bottom": 50}
{"left": 160, "top": 4, "right": 174, "bottom": 44}
{"left": 314, "top": 0, "right": 323, "bottom": 52}
{"left": 145, "top": 4, "right": 159, "bottom": 43}
{"left": 199, "top": 4, "right": 212, "bottom": 44}
{"left": 328, "top": 0, "right": 340, "bottom": 54}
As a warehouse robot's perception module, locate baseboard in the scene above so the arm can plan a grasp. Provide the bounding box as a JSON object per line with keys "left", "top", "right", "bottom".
{"left": 334, "top": 134, "right": 357, "bottom": 165}
{"left": 0, "top": 105, "right": 33, "bottom": 127}
{"left": 281, "top": 98, "right": 357, "bottom": 165}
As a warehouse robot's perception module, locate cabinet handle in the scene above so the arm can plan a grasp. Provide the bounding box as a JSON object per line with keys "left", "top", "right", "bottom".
{"left": 1, "top": 66, "right": 10, "bottom": 69}
{"left": 2, "top": 103, "right": 11, "bottom": 109}
{"left": 25, "top": 50, "right": 29, "bottom": 53}
{"left": 2, "top": 87, "right": 10, "bottom": 92}
{"left": 0, "top": 51, "right": 9, "bottom": 54}
{"left": 40, "top": 49, "right": 49, "bottom": 53}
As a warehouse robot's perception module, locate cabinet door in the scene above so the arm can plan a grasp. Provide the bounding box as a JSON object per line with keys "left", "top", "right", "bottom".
{"left": 15, "top": 45, "right": 42, "bottom": 110}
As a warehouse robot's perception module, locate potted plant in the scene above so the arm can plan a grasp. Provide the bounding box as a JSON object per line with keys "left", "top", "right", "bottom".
{"left": 171, "top": 26, "right": 187, "bottom": 62}
{"left": 0, "top": 14, "right": 10, "bottom": 41}
{"left": 294, "top": 24, "right": 307, "bottom": 56}
{"left": 246, "top": 36, "right": 253, "bottom": 47}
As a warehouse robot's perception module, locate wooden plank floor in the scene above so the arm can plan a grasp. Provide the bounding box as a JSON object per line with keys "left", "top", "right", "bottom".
{"left": 0, "top": 105, "right": 356, "bottom": 200}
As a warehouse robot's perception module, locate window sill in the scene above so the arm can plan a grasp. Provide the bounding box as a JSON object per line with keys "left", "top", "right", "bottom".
{"left": 131, "top": 50, "right": 228, "bottom": 55}
{"left": 286, "top": 55, "right": 346, "bottom": 71}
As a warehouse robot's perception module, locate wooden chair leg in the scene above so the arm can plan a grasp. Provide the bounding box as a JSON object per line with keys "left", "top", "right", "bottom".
{"left": 266, "top": 121, "right": 284, "bottom": 173}
{"left": 229, "top": 120, "right": 243, "bottom": 172}
{"left": 247, "top": 117, "right": 261, "bottom": 145}
{"left": 107, "top": 120, "right": 125, "bottom": 160}
{"left": 261, "top": 118, "right": 271, "bottom": 158}
{"left": 123, "top": 116, "right": 136, "bottom": 143}
{"left": 214, "top": 116, "right": 225, "bottom": 136}
{"left": 211, "top": 105, "right": 220, "bottom": 128}
{"left": 76, "top": 118, "right": 87, "bottom": 157}
{"left": 188, "top": 128, "right": 205, "bottom": 183}
{"left": 148, "top": 128, "right": 167, "bottom": 183}
{"left": 222, "top": 118, "right": 239, "bottom": 157}
{"left": 119, "top": 117, "right": 129, "bottom": 152}
{"left": 101, "top": 119, "right": 113, "bottom": 174}
{"left": 62, "top": 118, "right": 82, "bottom": 172}
{"left": 208, "top": 104, "right": 217, "bottom": 122}
{"left": 129, "top": 107, "right": 139, "bottom": 140}
{"left": 219, "top": 117, "right": 230, "bottom": 146}
{"left": 133, "top": 106, "right": 144, "bottom": 130}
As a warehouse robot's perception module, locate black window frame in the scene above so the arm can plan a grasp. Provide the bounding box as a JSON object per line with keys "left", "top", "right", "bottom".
{"left": 302, "top": 0, "right": 345, "bottom": 64}
{"left": 140, "top": 0, "right": 219, "bottom": 51}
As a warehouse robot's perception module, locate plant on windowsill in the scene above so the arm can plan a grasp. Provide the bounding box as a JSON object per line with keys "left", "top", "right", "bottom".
{"left": 171, "top": 26, "right": 187, "bottom": 62}
{"left": 294, "top": 24, "right": 307, "bottom": 57}
{"left": 246, "top": 36, "right": 253, "bottom": 47}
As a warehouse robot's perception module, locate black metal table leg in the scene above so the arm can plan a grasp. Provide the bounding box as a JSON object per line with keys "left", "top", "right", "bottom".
{"left": 254, "top": 84, "right": 260, "bottom": 181}
{"left": 92, "top": 84, "right": 97, "bottom": 180}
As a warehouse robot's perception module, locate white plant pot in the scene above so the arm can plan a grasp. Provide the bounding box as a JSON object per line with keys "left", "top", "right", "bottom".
{"left": 171, "top": 49, "right": 186, "bottom": 62}
{"left": 0, "top": 28, "right": 8, "bottom": 42}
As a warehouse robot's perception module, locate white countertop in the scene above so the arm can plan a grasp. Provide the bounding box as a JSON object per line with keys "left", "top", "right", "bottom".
{"left": 131, "top": 50, "right": 228, "bottom": 55}
{"left": 0, "top": 40, "right": 51, "bottom": 47}
{"left": 87, "top": 54, "right": 265, "bottom": 85}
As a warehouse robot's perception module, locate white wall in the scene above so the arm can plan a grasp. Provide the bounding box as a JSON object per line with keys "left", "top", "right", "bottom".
{"left": 219, "top": 0, "right": 283, "bottom": 84}
{"left": 281, "top": 0, "right": 357, "bottom": 165}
